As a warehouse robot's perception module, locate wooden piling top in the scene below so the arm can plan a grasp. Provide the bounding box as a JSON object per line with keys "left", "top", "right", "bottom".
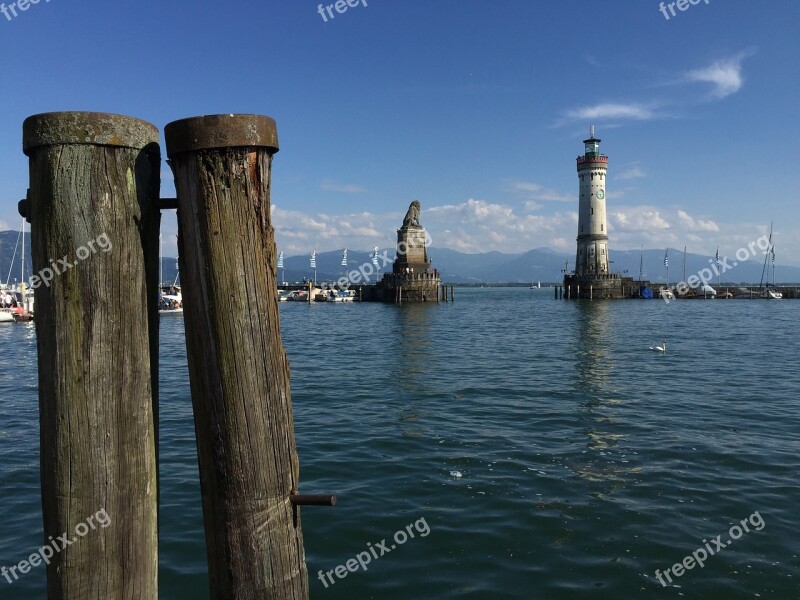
{"left": 23, "top": 111, "right": 159, "bottom": 154}
{"left": 164, "top": 114, "right": 279, "bottom": 157}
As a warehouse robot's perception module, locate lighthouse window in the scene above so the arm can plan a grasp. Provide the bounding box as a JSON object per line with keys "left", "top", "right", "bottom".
{"left": 591, "top": 208, "right": 594, "bottom": 215}
{"left": 601, "top": 224, "right": 604, "bottom": 231}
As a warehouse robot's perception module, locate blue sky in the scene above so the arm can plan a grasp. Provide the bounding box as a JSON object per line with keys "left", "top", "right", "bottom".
{"left": 1, "top": 0, "right": 799, "bottom": 263}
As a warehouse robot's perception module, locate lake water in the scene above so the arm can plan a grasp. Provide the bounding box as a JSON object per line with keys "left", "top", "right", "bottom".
{"left": 1, "top": 288, "right": 799, "bottom": 599}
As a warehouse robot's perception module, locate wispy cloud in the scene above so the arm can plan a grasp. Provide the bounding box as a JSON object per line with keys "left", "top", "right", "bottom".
{"left": 523, "top": 200, "right": 543, "bottom": 212}
{"left": 557, "top": 50, "right": 755, "bottom": 127}
{"left": 562, "top": 102, "right": 658, "bottom": 123}
{"left": 583, "top": 54, "right": 603, "bottom": 68}
{"left": 616, "top": 167, "right": 646, "bottom": 181}
{"left": 510, "top": 181, "right": 573, "bottom": 202}
{"left": 320, "top": 179, "right": 370, "bottom": 194}
{"left": 686, "top": 51, "right": 754, "bottom": 99}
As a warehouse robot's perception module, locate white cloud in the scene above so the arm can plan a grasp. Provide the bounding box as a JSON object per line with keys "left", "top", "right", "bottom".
{"left": 611, "top": 206, "right": 671, "bottom": 232}
{"left": 401, "top": 199, "right": 577, "bottom": 253}
{"left": 267, "top": 200, "right": 800, "bottom": 266}
{"left": 562, "top": 103, "right": 657, "bottom": 122}
{"left": 272, "top": 205, "right": 386, "bottom": 253}
{"left": 686, "top": 52, "right": 753, "bottom": 99}
{"left": 523, "top": 200, "right": 543, "bottom": 212}
{"left": 616, "top": 167, "right": 646, "bottom": 181}
{"left": 677, "top": 209, "right": 720, "bottom": 232}
{"left": 557, "top": 51, "right": 754, "bottom": 128}
{"left": 511, "top": 181, "right": 573, "bottom": 202}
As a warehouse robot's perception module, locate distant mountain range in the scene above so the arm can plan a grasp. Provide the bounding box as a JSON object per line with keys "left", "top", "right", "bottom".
{"left": 274, "top": 246, "right": 800, "bottom": 285}
{"left": 2, "top": 230, "right": 797, "bottom": 286}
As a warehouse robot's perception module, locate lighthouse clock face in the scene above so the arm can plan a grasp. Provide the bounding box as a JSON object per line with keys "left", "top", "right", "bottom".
{"left": 596, "top": 189, "right": 605, "bottom": 199}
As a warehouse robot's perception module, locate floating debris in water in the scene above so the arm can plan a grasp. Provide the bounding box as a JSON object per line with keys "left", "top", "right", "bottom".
{"left": 449, "top": 470, "right": 462, "bottom": 478}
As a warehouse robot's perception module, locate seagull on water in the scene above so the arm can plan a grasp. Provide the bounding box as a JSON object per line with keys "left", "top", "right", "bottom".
{"left": 649, "top": 341, "right": 667, "bottom": 352}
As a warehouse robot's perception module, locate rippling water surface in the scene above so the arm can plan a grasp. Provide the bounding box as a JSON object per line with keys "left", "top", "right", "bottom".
{"left": 1, "top": 288, "right": 799, "bottom": 599}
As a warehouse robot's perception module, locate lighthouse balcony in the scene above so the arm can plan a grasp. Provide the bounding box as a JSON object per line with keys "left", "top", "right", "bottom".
{"left": 577, "top": 155, "right": 608, "bottom": 165}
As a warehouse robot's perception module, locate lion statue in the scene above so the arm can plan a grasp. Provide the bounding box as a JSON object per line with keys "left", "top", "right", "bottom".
{"left": 402, "top": 200, "right": 421, "bottom": 227}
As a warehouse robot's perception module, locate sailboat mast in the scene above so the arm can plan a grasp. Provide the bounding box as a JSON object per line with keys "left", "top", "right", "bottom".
{"left": 683, "top": 246, "right": 686, "bottom": 284}
{"left": 638, "top": 246, "right": 643, "bottom": 282}
{"left": 759, "top": 222, "right": 772, "bottom": 289}
{"left": 769, "top": 227, "right": 777, "bottom": 287}
{"left": 21, "top": 218, "right": 25, "bottom": 288}
{"left": 159, "top": 233, "right": 163, "bottom": 287}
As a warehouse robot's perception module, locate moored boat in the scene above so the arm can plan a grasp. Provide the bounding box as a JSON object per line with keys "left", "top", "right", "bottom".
{"left": 159, "top": 285, "right": 183, "bottom": 314}
{"left": 759, "top": 287, "right": 782, "bottom": 300}
{"left": 283, "top": 290, "right": 309, "bottom": 302}
{"left": 316, "top": 288, "right": 355, "bottom": 302}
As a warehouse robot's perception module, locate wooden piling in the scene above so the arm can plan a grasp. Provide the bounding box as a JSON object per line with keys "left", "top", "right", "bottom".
{"left": 23, "top": 111, "right": 160, "bottom": 599}
{"left": 165, "top": 114, "right": 308, "bottom": 599}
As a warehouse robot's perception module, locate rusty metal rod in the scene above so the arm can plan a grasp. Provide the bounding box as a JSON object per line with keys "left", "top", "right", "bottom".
{"left": 158, "top": 197, "right": 179, "bottom": 210}
{"left": 290, "top": 494, "right": 337, "bottom": 507}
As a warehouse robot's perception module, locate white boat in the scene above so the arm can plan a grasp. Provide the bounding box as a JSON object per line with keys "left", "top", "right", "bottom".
{"left": 759, "top": 288, "right": 782, "bottom": 300}
{"left": 159, "top": 285, "right": 183, "bottom": 314}
{"left": 284, "top": 290, "right": 309, "bottom": 302}
{"left": 317, "top": 288, "right": 355, "bottom": 302}
{"left": 696, "top": 283, "right": 717, "bottom": 298}
{"left": 659, "top": 287, "right": 674, "bottom": 300}
{"left": 1, "top": 218, "right": 35, "bottom": 320}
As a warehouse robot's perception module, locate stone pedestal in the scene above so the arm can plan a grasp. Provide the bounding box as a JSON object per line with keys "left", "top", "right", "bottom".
{"left": 563, "top": 273, "right": 636, "bottom": 299}
{"left": 393, "top": 225, "right": 430, "bottom": 274}
{"left": 379, "top": 202, "right": 440, "bottom": 302}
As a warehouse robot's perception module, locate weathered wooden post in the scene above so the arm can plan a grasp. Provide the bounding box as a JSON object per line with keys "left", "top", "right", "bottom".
{"left": 165, "top": 114, "right": 309, "bottom": 599}
{"left": 22, "top": 111, "right": 160, "bottom": 599}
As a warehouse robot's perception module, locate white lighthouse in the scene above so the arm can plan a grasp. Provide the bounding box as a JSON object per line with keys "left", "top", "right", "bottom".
{"left": 574, "top": 125, "right": 610, "bottom": 277}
